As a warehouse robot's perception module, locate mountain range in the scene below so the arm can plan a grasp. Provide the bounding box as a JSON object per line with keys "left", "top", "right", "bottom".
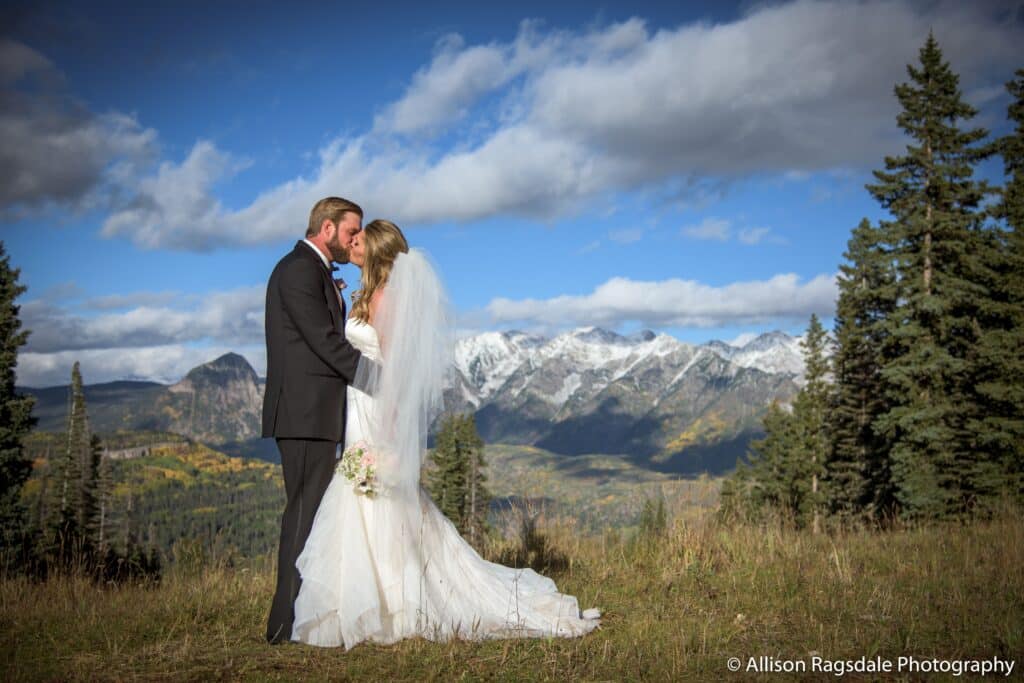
{"left": 22, "top": 327, "right": 807, "bottom": 475}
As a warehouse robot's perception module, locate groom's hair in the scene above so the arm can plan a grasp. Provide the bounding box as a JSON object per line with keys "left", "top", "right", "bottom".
{"left": 307, "top": 197, "right": 363, "bottom": 237}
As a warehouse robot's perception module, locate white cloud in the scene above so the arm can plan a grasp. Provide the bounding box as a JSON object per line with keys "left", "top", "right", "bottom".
{"left": 682, "top": 217, "right": 731, "bottom": 241}
{"left": 681, "top": 218, "right": 783, "bottom": 245}
{"left": 17, "top": 344, "right": 266, "bottom": 387}
{"left": 10, "top": 2, "right": 1023, "bottom": 249}
{"left": 373, "top": 35, "right": 512, "bottom": 136}
{"left": 486, "top": 272, "right": 838, "bottom": 329}
{"left": 100, "top": 141, "right": 251, "bottom": 250}
{"left": 18, "top": 284, "right": 268, "bottom": 385}
{"left": 22, "top": 285, "right": 265, "bottom": 353}
{"left": 83, "top": 291, "right": 179, "bottom": 311}
{"left": 738, "top": 227, "right": 772, "bottom": 245}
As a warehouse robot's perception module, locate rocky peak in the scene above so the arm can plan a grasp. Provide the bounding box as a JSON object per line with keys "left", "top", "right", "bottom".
{"left": 177, "top": 353, "right": 258, "bottom": 390}
{"left": 165, "top": 353, "right": 262, "bottom": 443}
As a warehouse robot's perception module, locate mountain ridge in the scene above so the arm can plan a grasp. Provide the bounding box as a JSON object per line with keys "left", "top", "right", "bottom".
{"left": 21, "top": 326, "right": 807, "bottom": 474}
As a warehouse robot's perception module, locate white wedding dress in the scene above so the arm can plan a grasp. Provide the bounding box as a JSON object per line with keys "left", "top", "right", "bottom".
{"left": 291, "top": 318, "right": 601, "bottom": 649}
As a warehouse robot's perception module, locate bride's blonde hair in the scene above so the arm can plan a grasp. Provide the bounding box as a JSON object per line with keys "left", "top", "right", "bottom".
{"left": 351, "top": 219, "right": 409, "bottom": 323}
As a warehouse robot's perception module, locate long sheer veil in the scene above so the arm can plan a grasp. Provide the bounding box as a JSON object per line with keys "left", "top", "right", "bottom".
{"left": 350, "top": 248, "right": 454, "bottom": 622}
{"left": 354, "top": 247, "right": 454, "bottom": 494}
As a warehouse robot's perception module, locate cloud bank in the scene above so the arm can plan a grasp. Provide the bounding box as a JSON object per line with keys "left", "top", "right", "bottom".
{"left": 16, "top": 285, "right": 266, "bottom": 386}
{"left": 486, "top": 272, "right": 839, "bottom": 329}
{"left": 6, "top": 1, "right": 1017, "bottom": 249}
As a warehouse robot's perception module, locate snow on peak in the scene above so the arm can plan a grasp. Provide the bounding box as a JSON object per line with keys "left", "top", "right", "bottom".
{"left": 452, "top": 326, "right": 805, "bottom": 406}
{"left": 703, "top": 330, "right": 804, "bottom": 376}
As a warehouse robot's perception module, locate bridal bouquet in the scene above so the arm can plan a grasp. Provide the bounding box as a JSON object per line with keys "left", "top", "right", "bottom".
{"left": 338, "top": 440, "right": 380, "bottom": 498}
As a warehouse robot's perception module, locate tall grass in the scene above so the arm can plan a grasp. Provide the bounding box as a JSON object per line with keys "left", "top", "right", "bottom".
{"left": 3, "top": 500, "right": 1021, "bottom": 681}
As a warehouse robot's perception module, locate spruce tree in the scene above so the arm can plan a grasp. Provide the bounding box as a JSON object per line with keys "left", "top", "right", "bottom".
{"left": 718, "top": 458, "right": 757, "bottom": 521}
{"left": 426, "top": 413, "right": 490, "bottom": 547}
{"left": 828, "top": 219, "right": 898, "bottom": 521}
{"left": 459, "top": 414, "right": 490, "bottom": 548}
{"left": 789, "top": 314, "right": 831, "bottom": 532}
{"left": 971, "top": 68, "right": 1024, "bottom": 505}
{"left": 66, "top": 362, "right": 93, "bottom": 544}
{"left": 0, "top": 242, "right": 36, "bottom": 565}
{"left": 95, "top": 441, "right": 114, "bottom": 554}
{"left": 724, "top": 317, "right": 837, "bottom": 529}
{"left": 83, "top": 433, "right": 103, "bottom": 547}
{"left": 864, "top": 34, "right": 994, "bottom": 518}
{"left": 42, "top": 362, "right": 92, "bottom": 561}
{"left": 739, "top": 400, "right": 798, "bottom": 516}
{"left": 427, "top": 413, "right": 468, "bottom": 528}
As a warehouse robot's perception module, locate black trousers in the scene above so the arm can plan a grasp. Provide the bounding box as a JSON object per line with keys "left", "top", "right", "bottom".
{"left": 266, "top": 438, "right": 338, "bottom": 643}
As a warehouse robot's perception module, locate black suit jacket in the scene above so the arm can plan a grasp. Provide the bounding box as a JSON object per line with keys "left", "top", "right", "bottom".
{"left": 262, "top": 241, "right": 362, "bottom": 441}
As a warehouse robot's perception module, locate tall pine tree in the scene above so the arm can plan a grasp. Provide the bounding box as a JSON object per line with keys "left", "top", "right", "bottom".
{"left": 722, "top": 316, "right": 837, "bottom": 530}
{"left": 0, "top": 242, "right": 36, "bottom": 565}
{"left": 95, "top": 438, "right": 114, "bottom": 555}
{"left": 789, "top": 314, "right": 831, "bottom": 533}
{"left": 972, "top": 68, "right": 1024, "bottom": 504}
{"left": 864, "top": 34, "right": 994, "bottom": 519}
{"left": 459, "top": 414, "right": 490, "bottom": 548}
{"left": 828, "top": 219, "right": 898, "bottom": 521}
{"left": 41, "top": 362, "right": 93, "bottom": 561}
{"left": 427, "top": 413, "right": 490, "bottom": 547}
{"left": 427, "top": 413, "right": 468, "bottom": 527}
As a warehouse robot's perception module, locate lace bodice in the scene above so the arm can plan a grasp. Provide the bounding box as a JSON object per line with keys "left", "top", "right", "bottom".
{"left": 345, "top": 318, "right": 381, "bottom": 362}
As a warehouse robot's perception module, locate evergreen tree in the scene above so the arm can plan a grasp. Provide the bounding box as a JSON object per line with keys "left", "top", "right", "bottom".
{"left": 726, "top": 400, "right": 798, "bottom": 519}
{"left": 95, "top": 440, "right": 114, "bottom": 554}
{"left": 83, "top": 433, "right": 104, "bottom": 547}
{"left": 638, "top": 495, "right": 667, "bottom": 539}
{"left": 722, "top": 316, "right": 835, "bottom": 529}
{"left": 65, "top": 362, "right": 92, "bottom": 541}
{"left": 717, "top": 458, "right": 756, "bottom": 521}
{"left": 971, "top": 68, "right": 1024, "bottom": 505}
{"left": 0, "top": 242, "right": 36, "bottom": 565}
{"left": 864, "top": 34, "right": 994, "bottom": 518}
{"left": 459, "top": 414, "right": 490, "bottom": 548}
{"left": 427, "top": 413, "right": 490, "bottom": 547}
{"left": 41, "top": 362, "right": 92, "bottom": 561}
{"left": 789, "top": 314, "right": 831, "bottom": 532}
{"left": 828, "top": 219, "right": 898, "bottom": 521}
{"left": 427, "top": 413, "right": 467, "bottom": 527}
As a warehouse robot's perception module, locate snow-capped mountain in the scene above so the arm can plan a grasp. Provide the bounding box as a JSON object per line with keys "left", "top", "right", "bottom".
{"left": 706, "top": 330, "right": 807, "bottom": 376}
{"left": 22, "top": 328, "right": 807, "bottom": 476}
{"left": 445, "top": 327, "right": 804, "bottom": 474}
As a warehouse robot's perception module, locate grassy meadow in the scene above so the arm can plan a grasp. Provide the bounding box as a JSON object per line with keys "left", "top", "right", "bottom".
{"left": 3, "top": 490, "right": 1022, "bottom": 682}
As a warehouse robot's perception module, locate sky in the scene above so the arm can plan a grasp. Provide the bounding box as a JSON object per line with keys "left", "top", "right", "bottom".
{"left": 2, "top": 0, "right": 1022, "bottom": 387}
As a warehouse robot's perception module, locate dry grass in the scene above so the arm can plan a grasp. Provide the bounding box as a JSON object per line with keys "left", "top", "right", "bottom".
{"left": 3, "top": 503, "right": 1022, "bottom": 682}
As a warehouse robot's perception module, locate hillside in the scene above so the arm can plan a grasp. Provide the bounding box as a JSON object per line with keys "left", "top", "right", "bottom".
{"left": 4, "top": 506, "right": 1020, "bottom": 681}
{"left": 22, "top": 440, "right": 284, "bottom": 562}
{"left": 22, "top": 439, "right": 708, "bottom": 561}
{"left": 482, "top": 445, "right": 718, "bottom": 532}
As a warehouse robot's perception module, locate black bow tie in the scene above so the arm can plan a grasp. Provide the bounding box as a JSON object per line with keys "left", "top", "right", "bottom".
{"left": 330, "top": 263, "right": 339, "bottom": 272}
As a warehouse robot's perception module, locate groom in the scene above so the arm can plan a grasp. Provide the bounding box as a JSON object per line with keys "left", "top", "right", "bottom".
{"left": 262, "top": 196, "right": 366, "bottom": 644}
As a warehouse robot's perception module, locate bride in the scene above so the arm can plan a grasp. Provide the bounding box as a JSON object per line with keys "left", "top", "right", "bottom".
{"left": 291, "top": 219, "right": 601, "bottom": 649}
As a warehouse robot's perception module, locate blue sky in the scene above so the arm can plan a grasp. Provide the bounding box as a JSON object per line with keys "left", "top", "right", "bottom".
{"left": 2, "top": 0, "right": 1022, "bottom": 386}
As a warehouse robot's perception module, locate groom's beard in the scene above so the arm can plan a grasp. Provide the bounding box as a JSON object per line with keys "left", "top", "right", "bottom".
{"left": 327, "top": 234, "right": 350, "bottom": 264}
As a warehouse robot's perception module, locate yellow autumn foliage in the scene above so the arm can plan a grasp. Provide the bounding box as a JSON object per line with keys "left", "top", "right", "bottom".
{"left": 663, "top": 411, "right": 730, "bottom": 454}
